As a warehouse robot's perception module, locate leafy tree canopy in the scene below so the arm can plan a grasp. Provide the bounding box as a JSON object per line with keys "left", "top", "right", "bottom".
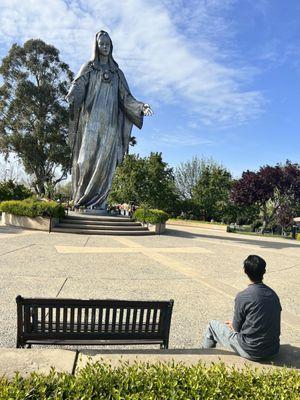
{"left": 174, "top": 156, "right": 216, "bottom": 200}
{"left": 192, "top": 161, "right": 233, "bottom": 221}
{"left": 108, "top": 152, "right": 178, "bottom": 212}
{"left": 0, "top": 179, "right": 32, "bottom": 201}
{"left": 231, "top": 161, "right": 300, "bottom": 230}
{"left": 0, "top": 39, "right": 74, "bottom": 196}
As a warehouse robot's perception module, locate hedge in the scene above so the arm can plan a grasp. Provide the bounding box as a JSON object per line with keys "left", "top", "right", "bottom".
{"left": 0, "top": 180, "right": 32, "bottom": 202}
{"left": 296, "top": 233, "right": 300, "bottom": 241}
{"left": 0, "top": 362, "right": 299, "bottom": 399}
{"left": 0, "top": 199, "right": 65, "bottom": 218}
{"left": 134, "top": 208, "right": 169, "bottom": 224}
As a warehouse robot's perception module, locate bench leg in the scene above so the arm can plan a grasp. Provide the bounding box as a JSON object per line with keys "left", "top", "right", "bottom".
{"left": 16, "top": 337, "right": 25, "bottom": 348}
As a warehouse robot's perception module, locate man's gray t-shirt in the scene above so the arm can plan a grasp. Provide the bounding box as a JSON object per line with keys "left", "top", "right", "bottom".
{"left": 233, "top": 283, "right": 281, "bottom": 360}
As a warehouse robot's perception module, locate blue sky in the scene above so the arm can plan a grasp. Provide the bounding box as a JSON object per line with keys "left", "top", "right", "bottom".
{"left": 0, "top": 0, "right": 299, "bottom": 177}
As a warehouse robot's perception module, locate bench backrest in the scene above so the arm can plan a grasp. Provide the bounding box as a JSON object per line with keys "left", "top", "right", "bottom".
{"left": 16, "top": 296, "right": 173, "bottom": 348}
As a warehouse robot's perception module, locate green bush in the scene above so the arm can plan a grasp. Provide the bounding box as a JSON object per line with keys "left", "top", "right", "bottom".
{"left": 296, "top": 233, "right": 300, "bottom": 241}
{"left": 134, "top": 208, "right": 169, "bottom": 224}
{"left": 0, "top": 180, "right": 32, "bottom": 201}
{"left": 0, "top": 362, "right": 299, "bottom": 400}
{"left": 0, "top": 199, "right": 65, "bottom": 218}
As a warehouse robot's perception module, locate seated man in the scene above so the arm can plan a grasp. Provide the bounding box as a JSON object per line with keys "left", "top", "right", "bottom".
{"left": 202, "top": 255, "right": 282, "bottom": 361}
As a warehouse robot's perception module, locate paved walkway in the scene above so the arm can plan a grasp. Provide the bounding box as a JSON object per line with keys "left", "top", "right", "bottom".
{"left": 0, "top": 222, "right": 299, "bottom": 371}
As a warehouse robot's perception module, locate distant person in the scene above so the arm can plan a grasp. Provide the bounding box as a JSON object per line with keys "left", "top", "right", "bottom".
{"left": 202, "top": 255, "right": 282, "bottom": 361}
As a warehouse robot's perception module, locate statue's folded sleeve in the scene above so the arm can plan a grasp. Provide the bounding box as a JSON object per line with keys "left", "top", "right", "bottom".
{"left": 118, "top": 69, "right": 144, "bottom": 130}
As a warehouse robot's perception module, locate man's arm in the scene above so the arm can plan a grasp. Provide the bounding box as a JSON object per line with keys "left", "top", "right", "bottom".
{"left": 232, "top": 295, "right": 245, "bottom": 332}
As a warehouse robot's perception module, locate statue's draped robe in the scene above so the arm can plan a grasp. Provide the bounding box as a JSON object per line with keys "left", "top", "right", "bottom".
{"left": 67, "top": 62, "right": 143, "bottom": 207}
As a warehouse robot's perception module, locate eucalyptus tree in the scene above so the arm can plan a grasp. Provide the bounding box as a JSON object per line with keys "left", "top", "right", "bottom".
{"left": 0, "top": 39, "right": 73, "bottom": 196}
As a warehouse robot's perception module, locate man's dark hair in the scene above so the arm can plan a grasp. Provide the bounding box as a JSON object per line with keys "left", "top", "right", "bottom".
{"left": 243, "top": 255, "right": 266, "bottom": 282}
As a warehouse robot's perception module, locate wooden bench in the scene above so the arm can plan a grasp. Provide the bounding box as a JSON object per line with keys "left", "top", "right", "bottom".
{"left": 16, "top": 296, "right": 174, "bottom": 349}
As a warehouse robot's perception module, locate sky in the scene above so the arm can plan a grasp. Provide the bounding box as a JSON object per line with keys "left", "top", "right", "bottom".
{"left": 0, "top": 0, "right": 299, "bottom": 178}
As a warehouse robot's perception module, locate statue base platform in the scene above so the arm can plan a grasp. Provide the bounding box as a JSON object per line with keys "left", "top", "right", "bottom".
{"left": 82, "top": 209, "right": 108, "bottom": 216}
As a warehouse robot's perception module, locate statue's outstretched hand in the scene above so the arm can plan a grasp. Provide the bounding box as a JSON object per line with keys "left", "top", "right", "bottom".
{"left": 142, "top": 104, "right": 153, "bottom": 116}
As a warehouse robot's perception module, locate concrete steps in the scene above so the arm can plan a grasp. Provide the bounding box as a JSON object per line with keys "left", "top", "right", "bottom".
{"left": 59, "top": 219, "right": 141, "bottom": 227}
{"left": 52, "top": 214, "right": 153, "bottom": 236}
{"left": 52, "top": 227, "right": 153, "bottom": 235}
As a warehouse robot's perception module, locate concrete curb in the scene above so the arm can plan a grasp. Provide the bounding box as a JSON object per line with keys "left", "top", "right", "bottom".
{"left": 0, "top": 349, "right": 77, "bottom": 379}
{"left": 1, "top": 348, "right": 299, "bottom": 378}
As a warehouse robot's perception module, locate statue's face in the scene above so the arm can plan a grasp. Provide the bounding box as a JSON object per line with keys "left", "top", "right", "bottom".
{"left": 97, "top": 35, "right": 111, "bottom": 56}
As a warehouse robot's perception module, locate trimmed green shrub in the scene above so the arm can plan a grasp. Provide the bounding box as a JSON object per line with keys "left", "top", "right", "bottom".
{"left": 134, "top": 208, "right": 169, "bottom": 224}
{"left": 0, "top": 361, "right": 299, "bottom": 400}
{"left": 0, "top": 180, "right": 32, "bottom": 201}
{"left": 296, "top": 233, "right": 300, "bottom": 241}
{"left": 0, "top": 199, "right": 65, "bottom": 218}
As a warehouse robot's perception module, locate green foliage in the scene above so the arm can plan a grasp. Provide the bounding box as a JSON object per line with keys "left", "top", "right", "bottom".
{"left": 222, "top": 202, "right": 260, "bottom": 225}
{"left": 0, "top": 362, "right": 299, "bottom": 400}
{"left": 296, "top": 233, "right": 300, "bottom": 241}
{"left": 134, "top": 208, "right": 169, "bottom": 224}
{"left": 0, "top": 179, "right": 32, "bottom": 201}
{"left": 0, "top": 39, "right": 74, "bottom": 195}
{"left": 109, "top": 153, "right": 178, "bottom": 212}
{"left": 173, "top": 157, "right": 239, "bottom": 222}
{"left": 174, "top": 156, "right": 209, "bottom": 199}
{"left": 0, "top": 199, "right": 65, "bottom": 218}
{"left": 192, "top": 162, "right": 233, "bottom": 221}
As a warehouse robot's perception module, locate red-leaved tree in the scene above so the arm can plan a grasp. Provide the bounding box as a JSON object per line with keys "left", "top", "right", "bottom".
{"left": 231, "top": 161, "right": 300, "bottom": 232}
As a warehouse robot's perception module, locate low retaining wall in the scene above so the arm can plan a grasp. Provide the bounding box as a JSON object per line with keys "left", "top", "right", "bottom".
{"left": 167, "top": 220, "right": 227, "bottom": 231}
{"left": 143, "top": 222, "right": 166, "bottom": 234}
{"left": 2, "top": 212, "right": 59, "bottom": 231}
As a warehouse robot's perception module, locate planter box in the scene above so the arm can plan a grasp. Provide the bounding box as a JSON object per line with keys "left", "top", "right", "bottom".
{"left": 2, "top": 212, "right": 59, "bottom": 231}
{"left": 147, "top": 222, "right": 166, "bottom": 234}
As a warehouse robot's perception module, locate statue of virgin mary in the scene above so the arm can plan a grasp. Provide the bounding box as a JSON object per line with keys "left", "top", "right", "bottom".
{"left": 66, "top": 30, "right": 153, "bottom": 208}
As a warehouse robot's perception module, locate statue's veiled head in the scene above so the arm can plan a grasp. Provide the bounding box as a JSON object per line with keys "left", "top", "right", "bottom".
{"left": 92, "top": 30, "right": 118, "bottom": 69}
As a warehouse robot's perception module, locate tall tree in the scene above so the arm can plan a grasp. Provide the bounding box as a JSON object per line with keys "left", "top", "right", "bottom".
{"left": 109, "top": 152, "right": 178, "bottom": 211}
{"left": 0, "top": 39, "right": 74, "bottom": 196}
{"left": 231, "top": 161, "right": 300, "bottom": 232}
{"left": 192, "top": 162, "right": 232, "bottom": 221}
{"left": 175, "top": 156, "right": 215, "bottom": 199}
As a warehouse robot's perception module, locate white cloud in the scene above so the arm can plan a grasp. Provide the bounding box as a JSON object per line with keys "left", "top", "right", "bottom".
{"left": 0, "top": 0, "right": 264, "bottom": 126}
{"left": 155, "top": 133, "right": 214, "bottom": 147}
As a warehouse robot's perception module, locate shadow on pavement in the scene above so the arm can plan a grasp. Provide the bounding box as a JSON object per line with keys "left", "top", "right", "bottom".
{"left": 81, "top": 345, "right": 300, "bottom": 369}
{"left": 264, "top": 344, "right": 300, "bottom": 369}
{"left": 0, "top": 226, "right": 28, "bottom": 235}
{"left": 165, "top": 228, "right": 300, "bottom": 250}
{"left": 80, "top": 348, "right": 233, "bottom": 356}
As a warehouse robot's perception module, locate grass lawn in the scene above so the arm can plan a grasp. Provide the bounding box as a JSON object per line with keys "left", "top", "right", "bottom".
{"left": 169, "top": 218, "right": 226, "bottom": 226}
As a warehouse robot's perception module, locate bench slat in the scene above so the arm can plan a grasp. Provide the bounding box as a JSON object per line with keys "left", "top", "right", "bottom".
{"left": 91, "top": 307, "right": 96, "bottom": 333}
{"left": 84, "top": 307, "right": 89, "bottom": 333}
{"left": 118, "top": 308, "right": 124, "bottom": 333}
{"left": 41, "top": 307, "right": 46, "bottom": 333}
{"left": 152, "top": 309, "right": 157, "bottom": 333}
{"left": 49, "top": 307, "right": 53, "bottom": 333}
{"left": 98, "top": 307, "right": 103, "bottom": 333}
{"left": 70, "top": 307, "right": 74, "bottom": 331}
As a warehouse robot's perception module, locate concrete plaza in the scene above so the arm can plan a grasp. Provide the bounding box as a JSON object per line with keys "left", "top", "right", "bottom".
{"left": 0, "top": 223, "right": 300, "bottom": 358}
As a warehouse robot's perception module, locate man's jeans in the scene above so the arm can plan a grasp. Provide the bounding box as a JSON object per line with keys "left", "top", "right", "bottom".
{"left": 202, "top": 320, "right": 251, "bottom": 360}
